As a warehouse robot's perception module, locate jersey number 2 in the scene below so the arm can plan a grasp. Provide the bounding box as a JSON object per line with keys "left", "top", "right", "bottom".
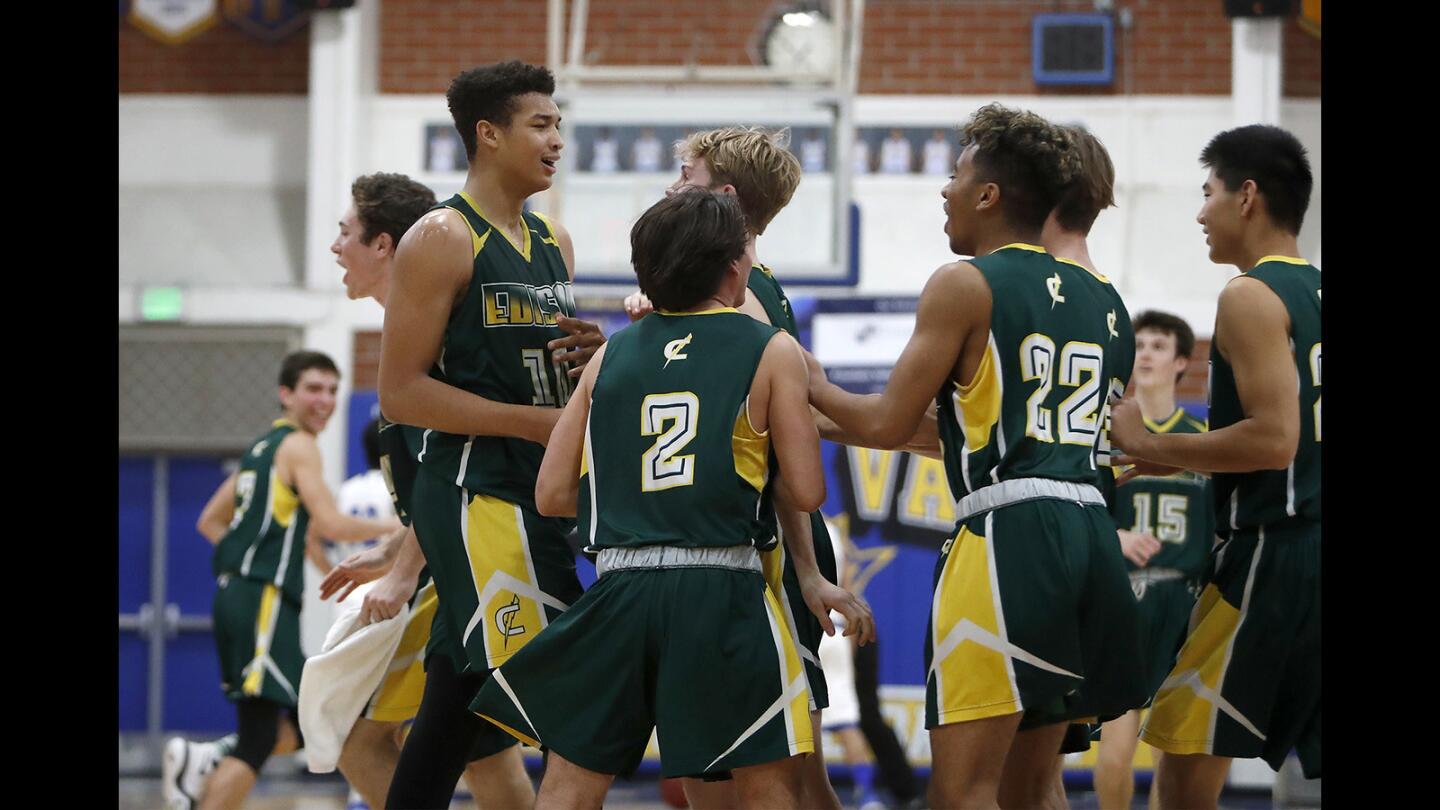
{"left": 641, "top": 392, "right": 699, "bottom": 491}
{"left": 1019, "top": 334, "right": 1105, "bottom": 445}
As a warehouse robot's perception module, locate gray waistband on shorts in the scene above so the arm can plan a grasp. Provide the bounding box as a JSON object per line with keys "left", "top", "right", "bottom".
{"left": 955, "top": 477, "right": 1106, "bottom": 523}
{"left": 1128, "top": 566, "right": 1186, "bottom": 585}
{"left": 595, "top": 545, "right": 762, "bottom": 578}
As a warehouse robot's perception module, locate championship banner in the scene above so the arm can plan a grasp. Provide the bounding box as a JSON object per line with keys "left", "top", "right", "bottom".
{"left": 129, "top": 0, "right": 219, "bottom": 45}
{"left": 222, "top": 0, "right": 310, "bottom": 44}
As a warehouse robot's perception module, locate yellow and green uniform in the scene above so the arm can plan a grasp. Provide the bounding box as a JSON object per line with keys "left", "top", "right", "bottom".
{"left": 747, "top": 264, "right": 837, "bottom": 713}
{"left": 926, "top": 244, "right": 1146, "bottom": 730}
{"left": 212, "top": 419, "right": 308, "bottom": 706}
{"left": 407, "top": 194, "right": 584, "bottom": 678}
{"left": 369, "top": 413, "right": 516, "bottom": 755}
{"left": 1113, "top": 408, "right": 1213, "bottom": 697}
{"left": 1142, "top": 257, "right": 1322, "bottom": 778}
{"left": 474, "top": 309, "right": 815, "bottom": 777}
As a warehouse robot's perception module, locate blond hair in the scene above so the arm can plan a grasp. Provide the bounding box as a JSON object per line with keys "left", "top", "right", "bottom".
{"left": 1052, "top": 125, "right": 1116, "bottom": 235}
{"left": 675, "top": 127, "right": 801, "bottom": 235}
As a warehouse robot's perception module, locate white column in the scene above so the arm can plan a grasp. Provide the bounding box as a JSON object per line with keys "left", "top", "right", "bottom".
{"left": 304, "top": 0, "right": 379, "bottom": 490}
{"left": 1231, "top": 17, "right": 1283, "bottom": 126}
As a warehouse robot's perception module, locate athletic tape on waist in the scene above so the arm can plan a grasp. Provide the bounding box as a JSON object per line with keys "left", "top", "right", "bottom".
{"left": 595, "top": 545, "right": 762, "bottom": 577}
{"left": 954, "top": 477, "right": 1105, "bottom": 523}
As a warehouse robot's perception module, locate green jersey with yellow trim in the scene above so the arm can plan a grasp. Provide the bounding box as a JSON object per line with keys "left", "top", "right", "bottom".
{"left": 415, "top": 193, "right": 576, "bottom": 514}
{"left": 578, "top": 309, "right": 781, "bottom": 551}
{"left": 937, "top": 244, "right": 1134, "bottom": 502}
{"left": 214, "top": 419, "right": 311, "bottom": 603}
{"left": 746, "top": 264, "right": 799, "bottom": 335}
{"left": 1210, "top": 257, "right": 1321, "bottom": 531}
{"left": 1113, "top": 408, "right": 1213, "bottom": 576}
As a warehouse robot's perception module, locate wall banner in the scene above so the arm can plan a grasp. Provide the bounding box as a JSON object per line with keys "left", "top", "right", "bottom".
{"left": 222, "top": 0, "right": 310, "bottom": 44}
{"left": 129, "top": 0, "right": 219, "bottom": 45}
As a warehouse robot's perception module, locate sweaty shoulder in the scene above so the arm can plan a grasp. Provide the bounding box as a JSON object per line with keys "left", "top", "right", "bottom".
{"left": 400, "top": 207, "right": 470, "bottom": 251}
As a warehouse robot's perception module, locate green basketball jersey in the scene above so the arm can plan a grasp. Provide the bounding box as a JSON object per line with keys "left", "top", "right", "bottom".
{"left": 1112, "top": 408, "right": 1213, "bottom": 576}
{"left": 415, "top": 193, "right": 576, "bottom": 513}
{"left": 214, "top": 419, "right": 310, "bottom": 603}
{"left": 937, "top": 244, "right": 1134, "bottom": 502}
{"left": 578, "top": 309, "right": 781, "bottom": 551}
{"left": 745, "top": 263, "right": 839, "bottom": 583}
{"left": 1210, "top": 257, "right": 1321, "bottom": 531}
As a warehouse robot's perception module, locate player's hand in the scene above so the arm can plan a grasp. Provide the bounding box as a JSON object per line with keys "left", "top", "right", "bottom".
{"left": 1107, "top": 396, "right": 1149, "bottom": 458}
{"left": 801, "top": 348, "right": 828, "bottom": 393}
{"left": 318, "top": 543, "right": 396, "bottom": 602}
{"left": 623, "top": 291, "right": 654, "bottom": 322}
{"left": 1112, "top": 456, "right": 1186, "bottom": 486}
{"left": 359, "top": 566, "right": 418, "bottom": 626}
{"left": 549, "top": 316, "right": 607, "bottom": 379}
{"left": 799, "top": 572, "right": 876, "bottom": 646}
{"left": 1117, "top": 529, "right": 1162, "bottom": 568}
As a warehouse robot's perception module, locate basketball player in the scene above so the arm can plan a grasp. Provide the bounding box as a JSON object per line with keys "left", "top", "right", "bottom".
{"left": 1091, "top": 311, "right": 1215, "bottom": 810}
{"left": 318, "top": 171, "right": 536, "bottom": 810}
{"left": 1023, "top": 123, "right": 1139, "bottom": 810}
{"left": 1112, "top": 124, "right": 1320, "bottom": 809}
{"left": 473, "top": 187, "right": 872, "bottom": 810}
{"left": 806, "top": 104, "right": 1147, "bottom": 809}
{"left": 166, "top": 351, "right": 402, "bottom": 810}
{"left": 376, "top": 60, "right": 601, "bottom": 809}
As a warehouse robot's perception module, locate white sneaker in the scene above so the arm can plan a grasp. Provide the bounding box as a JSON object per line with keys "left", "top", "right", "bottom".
{"left": 161, "top": 737, "right": 197, "bottom": 810}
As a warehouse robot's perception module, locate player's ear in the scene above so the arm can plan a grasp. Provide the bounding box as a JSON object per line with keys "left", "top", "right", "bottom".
{"left": 475, "top": 119, "right": 501, "bottom": 151}
{"left": 977, "top": 181, "right": 1000, "bottom": 211}
{"left": 719, "top": 183, "right": 738, "bottom": 198}
{"left": 1237, "top": 178, "right": 1259, "bottom": 219}
{"left": 373, "top": 232, "right": 394, "bottom": 257}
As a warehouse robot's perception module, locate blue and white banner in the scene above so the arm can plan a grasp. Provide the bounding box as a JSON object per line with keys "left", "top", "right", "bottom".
{"left": 222, "top": 0, "right": 309, "bottom": 44}
{"left": 129, "top": 0, "right": 219, "bottom": 45}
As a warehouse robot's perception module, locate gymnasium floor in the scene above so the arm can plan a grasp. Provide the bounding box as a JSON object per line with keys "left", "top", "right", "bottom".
{"left": 117, "top": 772, "right": 1284, "bottom": 809}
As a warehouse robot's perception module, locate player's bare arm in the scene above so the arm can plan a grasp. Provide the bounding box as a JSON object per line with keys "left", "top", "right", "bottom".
{"left": 813, "top": 406, "right": 943, "bottom": 459}
{"left": 535, "top": 342, "right": 607, "bottom": 517}
{"left": 196, "top": 472, "right": 238, "bottom": 544}
{"left": 379, "top": 208, "right": 563, "bottom": 445}
{"left": 304, "top": 529, "right": 333, "bottom": 576}
{"left": 810, "top": 261, "right": 988, "bottom": 449}
{"left": 754, "top": 333, "right": 824, "bottom": 512}
{"left": 280, "top": 432, "right": 401, "bottom": 541}
{"left": 1112, "top": 276, "right": 1298, "bottom": 477}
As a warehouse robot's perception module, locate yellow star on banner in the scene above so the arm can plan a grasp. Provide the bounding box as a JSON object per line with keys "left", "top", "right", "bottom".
{"left": 828, "top": 513, "right": 898, "bottom": 599}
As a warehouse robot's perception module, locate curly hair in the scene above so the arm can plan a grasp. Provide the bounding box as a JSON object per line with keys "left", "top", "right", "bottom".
{"left": 959, "top": 103, "right": 1080, "bottom": 231}
{"left": 351, "top": 173, "right": 436, "bottom": 247}
{"left": 631, "top": 188, "right": 750, "bottom": 312}
{"left": 446, "top": 61, "right": 556, "bottom": 161}
{"left": 1052, "top": 125, "right": 1116, "bottom": 235}
{"left": 674, "top": 127, "right": 801, "bottom": 236}
{"left": 1200, "top": 124, "right": 1312, "bottom": 235}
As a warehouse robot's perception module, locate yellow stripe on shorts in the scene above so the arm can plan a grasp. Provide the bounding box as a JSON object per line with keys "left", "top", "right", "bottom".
{"left": 1142, "top": 582, "right": 1249, "bottom": 754}
{"left": 463, "top": 493, "right": 549, "bottom": 669}
{"left": 929, "top": 522, "right": 1022, "bottom": 725}
{"left": 368, "top": 582, "right": 439, "bottom": 722}
{"left": 762, "top": 582, "right": 814, "bottom": 755}
{"left": 242, "top": 583, "right": 280, "bottom": 696}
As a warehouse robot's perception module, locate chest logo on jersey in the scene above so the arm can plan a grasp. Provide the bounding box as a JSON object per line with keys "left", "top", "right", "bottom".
{"left": 482, "top": 281, "right": 574, "bottom": 328}
{"left": 663, "top": 333, "right": 694, "bottom": 368}
{"left": 1047, "top": 273, "right": 1066, "bottom": 309}
{"left": 494, "top": 595, "right": 526, "bottom": 643}
{"left": 251, "top": 439, "right": 269, "bottom": 457}
{"left": 1107, "top": 310, "right": 1119, "bottom": 339}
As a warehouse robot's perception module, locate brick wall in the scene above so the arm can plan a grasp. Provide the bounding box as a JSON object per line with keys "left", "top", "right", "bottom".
{"left": 119, "top": 17, "right": 309, "bottom": 94}
{"left": 119, "top": 1, "right": 1319, "bottom": 99}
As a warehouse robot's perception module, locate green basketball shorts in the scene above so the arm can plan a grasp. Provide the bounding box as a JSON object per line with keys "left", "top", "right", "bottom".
{"left": 213, "top": 574, "right": 304, "bottom": 708}
{"left": 925, "top": 496, "right": 1148, "bottom": 731}
{"left": 471, "top": 547, "right": 814, "bottom": 778}
{"left": 1141, "top": 520, "right": 1320, "bottom": 778}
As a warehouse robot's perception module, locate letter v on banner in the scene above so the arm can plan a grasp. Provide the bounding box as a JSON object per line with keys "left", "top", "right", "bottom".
{"left": 129, "top": 0, "right": 219, "bottom": 45}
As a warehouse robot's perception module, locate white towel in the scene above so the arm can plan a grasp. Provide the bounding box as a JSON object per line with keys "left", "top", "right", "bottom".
{"left": 298, "top": 582, "right": 409, "bottom": 773}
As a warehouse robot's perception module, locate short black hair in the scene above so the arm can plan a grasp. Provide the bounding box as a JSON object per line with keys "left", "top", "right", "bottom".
{"left": 1133, "top": 310, "right": 1196, "bottom": 385}
{"left": 1200, "top": 124, "right": 1313, "bottom": 235}
{"left": 447, "top": 61, "right": 556, "bottom": 161}
{"left": 361, "top": 416, "right": 382, "bottom": 470}
{"left": 959, "top": 103, "right": 1080, "bottom": 232}
{"left": 630, "top": 188, "right": 749, "bottom": 312}
{"left": 352, "top": 173, "right": 436, "bottom": 246}
{"left": 278, "top": 350, "right": 339, "bottom": 390}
